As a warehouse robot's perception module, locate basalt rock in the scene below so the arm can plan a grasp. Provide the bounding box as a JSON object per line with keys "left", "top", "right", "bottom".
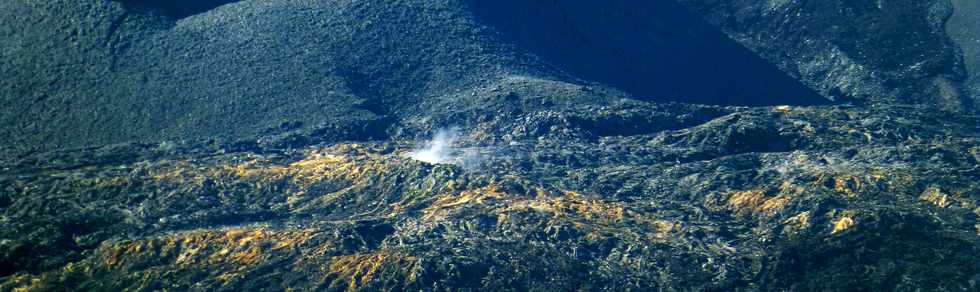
{"left": 2, "top": 101, "right": 978, "bottom": 290}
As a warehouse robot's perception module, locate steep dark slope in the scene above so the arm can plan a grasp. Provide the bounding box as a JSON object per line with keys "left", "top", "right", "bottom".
{"left": 0, "top": 0, "right": 828, "bottom": 160}
{"left": 0, "top": 0, "right": 381, "bottom": 158}
{"left": 948, "top": 0, "right": 980, "bottom": 107}
{"left": 467, "top": 0, "right": 825, "bottom": 106}
{"left": 118, "top": 0, "right": 240, "bottom": 19}
{"left": 679, "top": 0, "right": 977, "bottom": 111}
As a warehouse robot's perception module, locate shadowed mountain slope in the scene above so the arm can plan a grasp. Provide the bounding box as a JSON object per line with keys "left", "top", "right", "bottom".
{"left": 948, "top": 0, "right": 980, "bottom": 108}
{"left": 118, "top": 0, "right": 241, "bottom": 19}
{"left": 678, "top": 0, "right": 979, "bottom": 112}
{"left": 0, "top": 0, "right": 826, "bottom": 159}
{"left": 467, "top": 0, "right": 825, "bottom": 106}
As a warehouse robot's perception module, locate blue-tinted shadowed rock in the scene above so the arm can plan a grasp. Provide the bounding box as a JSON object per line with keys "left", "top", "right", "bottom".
{"left": 678, "top": 0, "right": 976, "bottom": 112}
{"left": 116, "top": 0, "right": 241, "bottom": 19}
{"left": 0, "top": 0, "right": 827, "bottom": 159}
{"left": 948, "top": 0, "right": 980, "bottom": 109}
{"left": 467, "top": 0, "right": 827, "bottom": 106}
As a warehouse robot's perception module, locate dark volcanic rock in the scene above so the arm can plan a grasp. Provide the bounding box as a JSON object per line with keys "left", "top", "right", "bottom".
{"left": 117, "top": 0, "right": 241, "bottom": 19}
{"left": 0, "top": 0, "right": 828, "bottom": 160}
{"left": 948, "top": 0, "right": 980, "bottom": 107}
{"left": 678, "top": 0, "right": 977, "bottom": 111}
{"left": 2, "top": 0, "right": 979, "bottom": 291}
{"left": 466, "top": 0, "right": 825, "bottom": 106}
{"left": 1, "top": 103, "right": 978, "bottom": 291}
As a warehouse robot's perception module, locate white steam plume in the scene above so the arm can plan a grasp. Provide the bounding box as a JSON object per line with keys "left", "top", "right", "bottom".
{"left": 408, "top": 128, "right": 459, "bottom": 164}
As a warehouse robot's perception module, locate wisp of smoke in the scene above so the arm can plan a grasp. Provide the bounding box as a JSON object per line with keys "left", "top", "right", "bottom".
{"left": 408, "top": 128, "right": 460, "bottom": 164}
